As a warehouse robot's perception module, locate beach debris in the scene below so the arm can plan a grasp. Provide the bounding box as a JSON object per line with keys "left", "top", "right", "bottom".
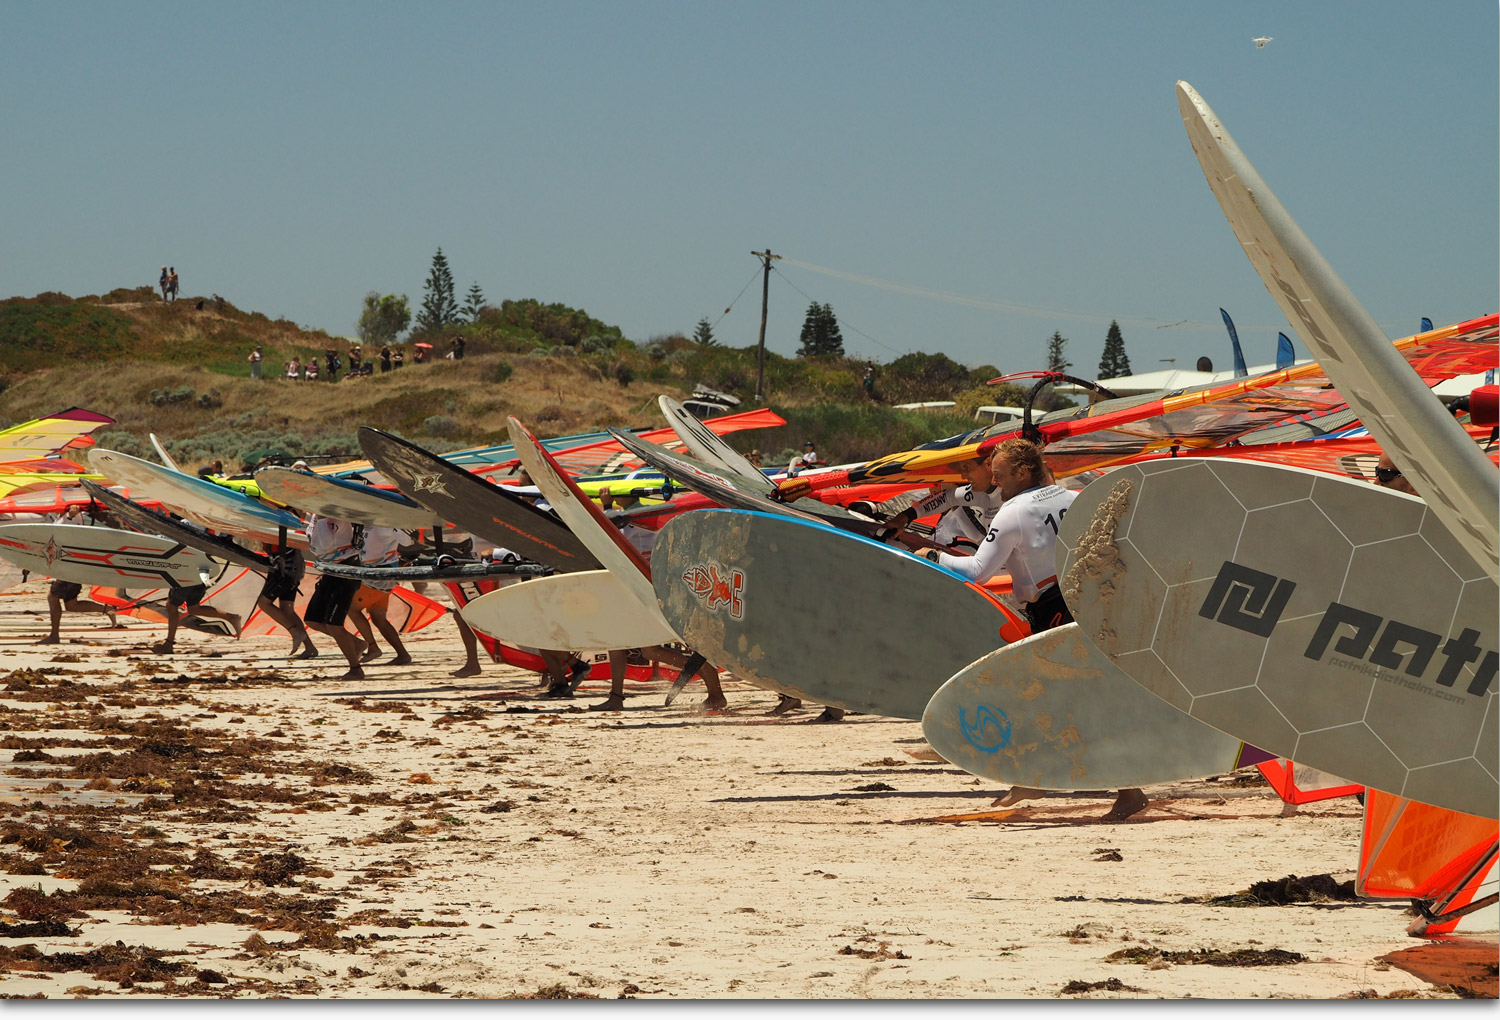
{"left": 1106, "top": 946, "right": 1306, "bottom": 967}
{"left": 1061, "top": 977, "right": 1145, "bottom": 994}
{"left": 1191, "top": 873, "right": 1358, "bottom": 907}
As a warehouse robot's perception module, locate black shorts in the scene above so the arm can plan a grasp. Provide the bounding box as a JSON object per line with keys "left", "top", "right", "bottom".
{"left": 1024, "top": 585, "right": 1074, "bottom": 634}
{"left": 49, "top": 579, "right": 83, "bottom": 602}
{"left": 304, "top": 574, "right": 361, "bottom": 627}
{"left": 167, "top": 583, "right": 207, "bottom": 608}
{"left": 260, "top": 550, "right": 306, "bottom": 603}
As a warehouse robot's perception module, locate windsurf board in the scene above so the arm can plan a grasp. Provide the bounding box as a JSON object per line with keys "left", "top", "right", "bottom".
{"left": 254, "top": 466, "right": 446, "bottom": 531}
{"left": 88, "top": 449, "right": 306, "bottom": 547}
{"left": 1057, "top": 457, "right": 1497, "bottom": 819}
{"left": 653, "top": 508, "right": 1028, "bottom": 718}
{"left": 0, "top": 522, "right": 223, "bottom": 588}
{"left": 507, "top": 417, "right": 660, "bottom": 613}
{"left": 81, "top": 479, "right": 273, "bottom": 571}
{"left": 359, "top": 427, "right": 601, "bottom": 573}
{"left": 1178, "top": 80, "right": 1498, "bottom": 579}
{"left": 658, "top": 395, "right": 777, "bottom": 494}
{"left": 608, "top": 426, "right": 881, "bottom": 536}
{"left": 923, "top": 623, "right": 1266, "bottom": 790}
{"left": 311, "top": 558, "right": 551, "bottom": 583}
{"left": 462, "top": 569, "right": 678, "bottom": 649}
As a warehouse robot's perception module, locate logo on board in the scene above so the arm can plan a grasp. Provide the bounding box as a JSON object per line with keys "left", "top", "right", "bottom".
{"left": 682, "top": 562, "right": 744, "bottom": 619}
{"left": 410, "top": 473, "right": 450, "bottom": 497}
{"left": 1199, "top": 560, "right": 1496, "bottom": 699}
{"left": 959, "top": 704, "right": 1011, "bottom": 753}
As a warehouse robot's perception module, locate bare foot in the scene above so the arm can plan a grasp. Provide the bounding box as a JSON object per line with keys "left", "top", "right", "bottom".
{"left": 389, "top": 653, "right": 414, "bottom": 666}
{"left": 359, "top": 646, "right": 382, "bottom": 663}
{"left": 106, "top": 610, "right": 118, "bottom": 628}
{"left": 811, "top": 707, "right": 845, "bottom": 723}
{"left": 1102, "top": 788, "right": 1149, "bottom": 822}
{"left": 450, "top": 663, "right": 482, "bottom": 678}
{"left": 700, "top": 694, "right": 728, "bottom": 711}
{"left": 768, "top": 695, "right": 802, "bottom": 716}
{"left": 227, "top": 613, "right": 243, "bottom": 639}
{"left": 152, "top": 642, "right": 174, "bottom": 655}
{"left": 296, "top": 644, "right": 320, "bottom": 660}
{"left": 590, "top": 695, "right": 627, "bottom": 711}
{"left": 339, "top": 666, "right": 366, "bottom": 682}
{"left": 35, "top": 635, "right": 60, "bottom": 646}
{"left": 992, "top": 786, "right": 1045, "bottom": 808}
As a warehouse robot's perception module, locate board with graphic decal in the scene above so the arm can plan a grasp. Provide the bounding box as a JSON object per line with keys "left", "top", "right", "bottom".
{"left": 82, "top": 479, "right": 274, "bottom": 572}
{"left": 254, "top": 466, "right": 446, "bottom": 531}
{"left": 1058, "top": 457, "right": 1497, "bottom": 819}
{"left": 923, "top": 623, "right": 1265, "bottom": 790}
{"left": 358, "top": 427, "right": 601, "bottom": 573}
{"left": 88, "top": 448, "right": 306, "bottom": 548}
{"left": 0, "top": 522, "right": 224, "bottom": 588}
{"left": 653, "top": 508, "right": 1028, "bottom": 719}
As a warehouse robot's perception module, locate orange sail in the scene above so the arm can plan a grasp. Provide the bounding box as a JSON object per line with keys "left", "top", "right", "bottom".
{"left": 1358, "top": 789, "right": 1498, "bottom": 936}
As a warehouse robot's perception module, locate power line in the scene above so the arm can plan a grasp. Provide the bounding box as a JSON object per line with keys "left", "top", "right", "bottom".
{"left": 777, "top": 255, "right": 1264, "bottom": 332}
{"left": 710, "top": 265, "right": 763, "bottom": 333}
{"left": 769, "top": 265, "right": 904, "bottom": 358}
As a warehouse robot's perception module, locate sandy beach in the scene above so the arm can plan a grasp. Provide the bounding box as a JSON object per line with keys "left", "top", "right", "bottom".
{"left": 0, "top": 565, "right": 1492, "bottom": 1000}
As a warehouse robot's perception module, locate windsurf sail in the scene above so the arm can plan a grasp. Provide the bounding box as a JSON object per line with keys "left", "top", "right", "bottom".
{"left": 96, "top": 570, "right": 447, "bottom": 638}
{"left": 780, "top": 313, "right": 1498, "bottom": 494}
{"left": 1256, "top": 759, "right": 1363, "bottom": 805}
{"left": 0, "top": 407, "right": 114, "bottom": 463}
{"left": 1358, "top": 790, "right": 1498, "bottom": 935}
{"left": 323, "top": 408, "right": 787, "bottom": 484}
{"left": 1221, "top": 309, "right": 1248, "bottom": 378}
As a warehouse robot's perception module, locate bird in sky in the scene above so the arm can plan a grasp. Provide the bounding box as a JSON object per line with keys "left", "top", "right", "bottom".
{"left": 1253, "top": 36, "right": 1273, "bottom": 48}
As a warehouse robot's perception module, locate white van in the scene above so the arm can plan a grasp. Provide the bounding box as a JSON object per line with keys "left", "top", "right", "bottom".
{"left": 973, "top": 405, "right": 1025, "bottom": 426}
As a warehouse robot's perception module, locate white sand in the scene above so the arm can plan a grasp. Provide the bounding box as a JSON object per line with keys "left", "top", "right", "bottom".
{"left": 0, "top": 571, "right": 1487, "bottom": 999}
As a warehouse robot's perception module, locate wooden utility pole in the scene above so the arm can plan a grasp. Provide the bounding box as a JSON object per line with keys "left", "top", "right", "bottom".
{"left": 751, "top": 249, "right": 779, "bottom": 402}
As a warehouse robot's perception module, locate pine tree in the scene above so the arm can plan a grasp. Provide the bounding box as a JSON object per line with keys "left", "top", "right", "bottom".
{"left": 415, "top": 248, "right": 460, "bottom": 333}
{"left": 797, "top": 302, "right": 845, "bottom": 357}
{"left": 462, "top": 282, "right": 487, "bottom": 323}
{"left": 1045, "top": 331, "right": 1071, "bottom": 373}
{"left": 693, "top": 317, "right": 716, "bottom": 345}
{"left": 1097, "top": 320, "right": 1131, "bottom": 379}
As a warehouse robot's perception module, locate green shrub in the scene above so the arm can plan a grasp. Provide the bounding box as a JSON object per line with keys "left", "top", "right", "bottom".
{"left": 423, "top": 415, "right": 461, "bottom": 437}
{"left": 486, "top": 360, "right": 514, "bottom": 384}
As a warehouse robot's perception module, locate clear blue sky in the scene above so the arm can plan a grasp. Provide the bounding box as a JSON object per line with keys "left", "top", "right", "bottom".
{"left": 5, "top": 1, "right": 1495, "bottom": 377}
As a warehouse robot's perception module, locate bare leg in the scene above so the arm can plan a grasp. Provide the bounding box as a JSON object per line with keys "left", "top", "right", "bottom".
{"left": 697, "top": 662, "right": 728, "bottom": 711}
{"left": 282, "top": 598, "right": 319, "bottom": 657}
{"left": 451, "top": 614, "right": 481, "bottom": 678}
{"left": 369, "top": 607, "right": 411, "bottom": 665}
{"left": 258, "top": 597, "right": 314, "bottom": 655}
{"left": 154, "top": 602, "right": 182, "bottom": 653}
{"left": 1102, "top": 788, "right": 1149, "bottom": 821}
{"left": 349, "top": 608, "right": 380, "bottom": 661}
{"left": 36, "top": 594, "right": 63, "bottom": 644}
{"left": 591, "top": 650, "right": 628, "bottom": 711}
{"left": 308, "top": 621, "right": 364, "bottom": 681}
{"left": 182, "top": 603, "right": 241, "bottom": 638}
{"left": 812, "top": 706, "right": 845, "bottom": 723}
